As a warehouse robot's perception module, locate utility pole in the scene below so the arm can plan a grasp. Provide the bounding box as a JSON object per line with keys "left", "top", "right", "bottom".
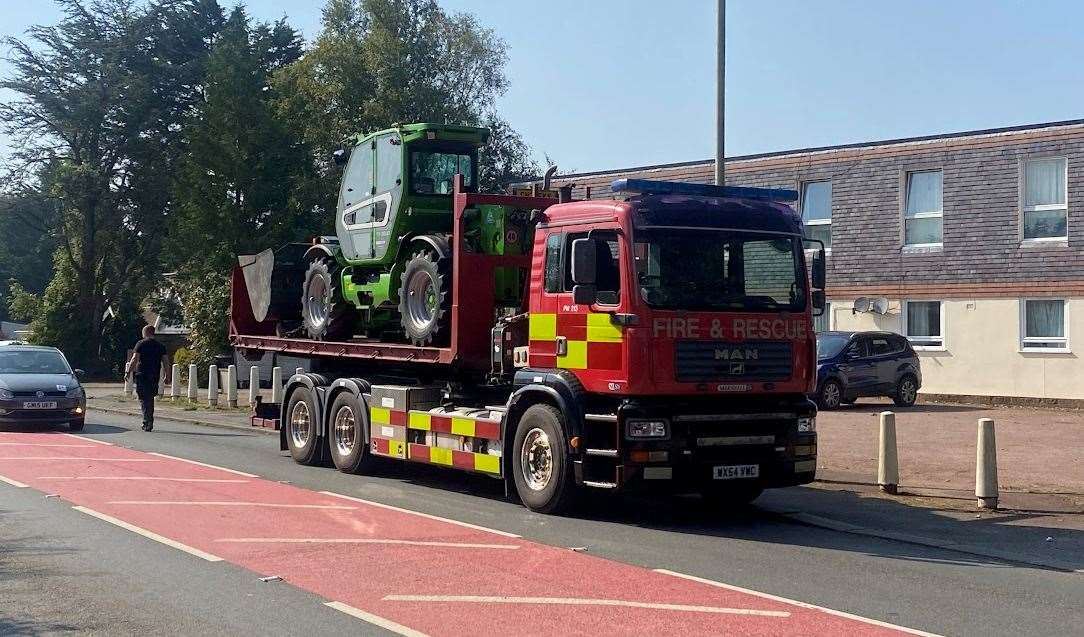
{"left": 715, "top": 0, "right": 725, "bottom": 185}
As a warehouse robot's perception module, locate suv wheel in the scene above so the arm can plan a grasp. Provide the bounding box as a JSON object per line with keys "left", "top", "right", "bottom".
{"left": 817, "top": 379, "right": 843, "bottom": 410}
{"left": 893, "top": 375, "right": 918, "bottom": 407}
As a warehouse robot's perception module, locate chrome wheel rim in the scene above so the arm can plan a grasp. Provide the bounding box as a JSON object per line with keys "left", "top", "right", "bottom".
{"left": 520, "top": 427, "right": 553, "bottom": 491}
{"left": 333, "top": 405, "right": 356, "bottom": 456}
{"left": 823, "top": 383, "right": 841, "bottom": 408}
{"left": 289, "top": 401, "right": 311, "bottom": 448}
{"left": 305, "top": 275, "right": 329, "bottom": 330}
{"left": 405, "top": 269, "right": 438, "bottom": 331}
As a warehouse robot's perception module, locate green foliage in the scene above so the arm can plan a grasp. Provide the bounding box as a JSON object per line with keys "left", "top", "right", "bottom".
{"left": 172, "top": 347, "right": 195, "bottom": 380}
{"left": 5, "top": 280, "right": 42, "bottom": 324}
{"left": 173, "top": 276, "right": 231, "bottom": 370}
{"left": 0, "top": 193, "right": 59, "bottom": 321}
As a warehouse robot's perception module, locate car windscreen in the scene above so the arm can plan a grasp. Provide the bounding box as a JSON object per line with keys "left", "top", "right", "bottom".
{"left": 817, "top": 334, "right": 851, "bottom": 360}
{"left": 0, "top": 350, "right": 71, "bottom": 374}
{"left": 633, "top": 228, "right": 805, "bottom": 312}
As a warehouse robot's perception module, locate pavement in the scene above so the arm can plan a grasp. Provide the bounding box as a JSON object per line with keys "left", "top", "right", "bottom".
{"left": 2, "top": 409, "right": 1082, "bottom": 636}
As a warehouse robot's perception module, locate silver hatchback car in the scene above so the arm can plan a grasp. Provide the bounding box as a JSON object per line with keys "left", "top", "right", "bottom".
{"left": 0, "top": 345, "right": 87, "bottom": 430}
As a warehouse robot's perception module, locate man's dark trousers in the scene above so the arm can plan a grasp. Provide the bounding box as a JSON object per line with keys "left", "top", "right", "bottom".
{"left": 135, "top": 375, "right": 158, "bottom": 427}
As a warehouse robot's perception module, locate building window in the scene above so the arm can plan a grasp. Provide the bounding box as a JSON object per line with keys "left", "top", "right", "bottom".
{"left": 1023, "top": 158, "right": 1067, "bottom": 241}
{"left": 814, "top": 301, "right": 831, "bottom": 332}
{"left": 904, "top": 300, "right": 943, "bottom": 349}
{"left": 1021, "top": 299, "right": 1068, "bottom": 351}
{"left": 904, "top": 170, "right": 943, "bottom": 246}
{"left": 801, "top": 181, "right": 832, "bottom": 249}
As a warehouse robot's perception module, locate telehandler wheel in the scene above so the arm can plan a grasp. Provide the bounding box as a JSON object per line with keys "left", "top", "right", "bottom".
{"left": 328, "top": 392, "right": 378, "bottom": 474}
{"left": 398, "top": 248, "right": 451, "bottom": 346}
{"left": 511, "top": 404, "right": 577, "bottom": 514}
{"left": 301, "top": 257, "right": 353, "bottom": 341}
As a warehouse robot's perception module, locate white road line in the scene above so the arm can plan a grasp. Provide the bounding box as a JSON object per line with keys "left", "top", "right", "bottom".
{"left": 215, "top": 538, "right": 519, "bottom": 550}
{"left": 324, "top": 601, "right": 429, "bottom": 637}
{"left": 319, "top": 491, "right": 521, "bottom": 538}
{"left": 381, "top": 595, "right": 790, "bottom": 617}
{"left": 147, "top": 452, "right": 258, "bottom": 477}
{"left": 73, "top": 506, "right": 222, "bottom": 562}
{"left": 0, "top": 474, "right": 29, "bottom": 488}
{"left": 0, "top": 457, "right": 159, "bottom": 461}
{"left": 65, "top": 434, "right": 113, "bottom": 445}
{"left": 108, "top": 500, "right": 355, "bottom": 510}
{"left": 0, "top": 443, "right": 95, "bottom": 447}
{"left": 653, "top": 569, "right": 942, "bottom": 636}
{"left": 39, "top": 477, "right": 249, "bottom": 483}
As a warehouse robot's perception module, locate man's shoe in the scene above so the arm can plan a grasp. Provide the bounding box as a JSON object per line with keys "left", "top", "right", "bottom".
{"left": 141, "top": 422, "right": 153, "bottom": 432}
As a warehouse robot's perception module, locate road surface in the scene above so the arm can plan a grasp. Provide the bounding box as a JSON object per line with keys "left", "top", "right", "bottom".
{"left": 1, "top": 410, "right": 1080, "bottom": 636}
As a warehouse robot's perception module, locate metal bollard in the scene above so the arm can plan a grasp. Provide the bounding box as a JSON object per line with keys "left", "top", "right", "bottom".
{"left": 170, "top": 364, "right": 180, "bottom": 401}
{"left": 187, "top": 364, "right": 198, "bottom": 401}
{"left": 226, "top": 365, "right": 238, "bottom": 408}
{"left": 271, "top": 367, "right": 283, "bottom": 404}
{"left": 208, "top": 365, "right": 219, "bottom": 407}
{"left": 248, "top": 366, "right": 259, "bottom": 406}
{"left": 976, "top": 418, "right": 999, "bottom": 509}
{"left": 877, "top": 411, "right": 899, "bottom": 495}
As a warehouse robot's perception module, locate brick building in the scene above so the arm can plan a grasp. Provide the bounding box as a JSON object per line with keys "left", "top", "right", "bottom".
{"left": 548, "top": 119, "right": 1084, "bottom": 402}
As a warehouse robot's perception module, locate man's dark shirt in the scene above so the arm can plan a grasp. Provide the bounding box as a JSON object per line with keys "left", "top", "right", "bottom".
{"left": 133, "top": 337, "right": 167, "bottom": 383}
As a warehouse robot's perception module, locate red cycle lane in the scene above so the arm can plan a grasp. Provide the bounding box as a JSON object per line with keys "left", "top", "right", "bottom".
{"left": 0, "top": 432, "right": 936, "bottom": 637}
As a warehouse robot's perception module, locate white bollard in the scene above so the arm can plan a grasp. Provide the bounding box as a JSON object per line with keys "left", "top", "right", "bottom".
{"left": 271, "top": 367, "right": 283, "bottom": 404}
{"left": 976, "top": 418, "right": 999, "bottom": 509}
{"left": 249, "top": 366, "right": 259, "bottom": 406}
{"left": 187, "top": 364, "right": 198, "bottom": 401}
{"left": 207, "top": 365, "right": 219, "bottom": 407}
{"left": 170, "top": 364, "right": 180, "bottom": 401}
{"left": 226, "top": 365, "right": 238, "bottom": 408}
{"left": 877, "top": 411, "right": 899, "bottom": 495}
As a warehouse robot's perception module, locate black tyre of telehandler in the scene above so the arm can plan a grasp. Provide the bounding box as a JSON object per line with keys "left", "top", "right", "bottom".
{"left": 398, "top": 248, "right": 451, "bottom": 346}
{"left": 301, "top": 257, "right": 353, "bottom": 341}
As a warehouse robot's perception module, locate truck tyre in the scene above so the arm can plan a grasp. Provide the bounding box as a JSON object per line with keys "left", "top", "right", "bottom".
{"left": 327, "top": 392, "right": 377, "bottom": 474}
{"left": 302, "top": 257, "right": 352, "bottom": 341}
{"left": 398, "top": 248, "right": 451, "bottom": 346}
{"left": 285, "top": 386, "right": 321, "bottom": 465}
{"left": 511, "top": 404, "right": 576, "bottom": 514}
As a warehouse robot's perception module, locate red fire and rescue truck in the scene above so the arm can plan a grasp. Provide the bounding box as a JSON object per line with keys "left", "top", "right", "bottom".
{"left": 230, "top": 177, "right": 827, "bottom": 513}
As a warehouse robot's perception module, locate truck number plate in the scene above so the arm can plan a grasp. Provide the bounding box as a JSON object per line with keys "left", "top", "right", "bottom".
{"left": 23, "top": 401, "right": 57, "bottom": 409}
{"left": 713, "top": 464, "right": 759, "bottom": 480}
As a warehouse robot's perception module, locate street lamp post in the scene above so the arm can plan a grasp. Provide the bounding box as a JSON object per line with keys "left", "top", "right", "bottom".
{"left": 715, "top": 0, "right": 725, "bottom": 186}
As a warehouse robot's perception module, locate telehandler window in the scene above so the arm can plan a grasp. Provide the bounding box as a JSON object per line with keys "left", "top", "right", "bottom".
{"left": 410, "top": 149, "right": 474, "bottom": 195}
{"left": 340, "top": 144, "right": 373, "bottom": 210}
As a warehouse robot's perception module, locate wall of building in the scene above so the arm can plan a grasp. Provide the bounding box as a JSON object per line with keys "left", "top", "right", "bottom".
{"left": 828, "top": 298, "right": 1083, "bottom": 399}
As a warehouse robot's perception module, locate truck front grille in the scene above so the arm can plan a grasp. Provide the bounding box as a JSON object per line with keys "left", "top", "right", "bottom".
{"left": 675, "top": 340, "right": 793, "bottom": 383}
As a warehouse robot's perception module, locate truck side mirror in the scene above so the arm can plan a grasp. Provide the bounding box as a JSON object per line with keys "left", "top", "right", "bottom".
{"left": 811, "top": 247, "right": 826, "bottom": 290}
{"left": 571, "top": 238, "right": 597, "bottom": 285}
{"left": 811, "top": 289, "right": 826, "bottom": 314}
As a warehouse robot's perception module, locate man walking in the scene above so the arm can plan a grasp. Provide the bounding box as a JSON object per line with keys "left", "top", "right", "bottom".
{"left": 125, "top": 325, "right": 167, "bottom": 432}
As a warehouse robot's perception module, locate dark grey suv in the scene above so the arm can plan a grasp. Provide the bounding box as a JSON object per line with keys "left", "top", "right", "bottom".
{"left": 814, "top": 331, "right": 922, "bottom": 410}
{"left": 0, "top": 345, "right": 87, "bottom": 430}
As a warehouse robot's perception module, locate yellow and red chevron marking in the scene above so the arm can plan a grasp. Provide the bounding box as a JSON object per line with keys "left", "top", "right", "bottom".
{"left": 370, "top": 436, "right": 406, "bottom": 460}
{"left": 370, "top": 407, "right": 501, "bottom": 441}
{"left": 406, "top": 443, "right": 501, "bottom": 475}
{"left": 528, "top": 312, "right": 623, "bottom": 370}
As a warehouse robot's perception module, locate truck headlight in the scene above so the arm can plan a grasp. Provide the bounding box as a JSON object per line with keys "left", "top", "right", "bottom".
{"left": 0, "top": 389, "right": 13, "bottom": 400}
{"left": 626, "top": 419, "right": 669, "bottom": 439}
{"left": 797, "top": 416, "right": 816, "bottom": 433}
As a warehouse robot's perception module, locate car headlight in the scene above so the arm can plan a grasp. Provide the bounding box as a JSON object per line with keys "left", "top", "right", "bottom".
{"left": 0, "top": 389, "right": 13, "bottom": 400}
{"left": 797, "top": 416, "right": 816, "bottom": 433}
{"left": 626, "top": 418, "right": 669, "bottom": 439}
{"left": 66, "top": 387, "right": 85, "bottom": 399}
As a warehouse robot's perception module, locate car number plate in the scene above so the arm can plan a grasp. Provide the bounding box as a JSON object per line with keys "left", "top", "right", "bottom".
{"left": 713, "top": 464, "right": 759, "bottom": 480}
{"left": 23, "top": 401, "right": 57, "bottom": 409}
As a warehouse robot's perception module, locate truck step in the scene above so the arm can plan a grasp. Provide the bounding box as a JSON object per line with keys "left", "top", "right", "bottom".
{"left": 583, "top": 480, "right": 618, "bottom": 489}
{"left": 584, "top": 413, "right": 617, "bottom": 423}
{"left": 584, "top": 448, "right": 619, "bottom": 457}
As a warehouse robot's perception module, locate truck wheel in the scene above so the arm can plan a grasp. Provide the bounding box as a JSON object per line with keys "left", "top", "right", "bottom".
{"left": 302, "top": 257, "right": 352, "bottom": 341}
{"left": 285, "top": 387, "right": 321, "bottom": 465}
{"left": 512, "top": 404, "right": 576, "bottom": 514}
{"left": 327, "top": 392, "right": 377, "bottom": 474}
{"left": 398, "top": 248, "right": 451, "bottom": 346}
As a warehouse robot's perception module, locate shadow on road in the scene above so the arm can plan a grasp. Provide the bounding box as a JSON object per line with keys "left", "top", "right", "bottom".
{"left": 0, "top": 422, "right": 127, "bottom": 435}
{"left": 831, "top": 402, "right": 986, "bottom": 414}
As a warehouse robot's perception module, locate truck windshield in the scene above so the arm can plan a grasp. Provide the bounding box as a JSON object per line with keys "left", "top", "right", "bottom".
{"left": 410, "top": 148, "right": 474, "bottom": 195}
{"left": 634, "top": 229, "right": 805, "bottom": 311}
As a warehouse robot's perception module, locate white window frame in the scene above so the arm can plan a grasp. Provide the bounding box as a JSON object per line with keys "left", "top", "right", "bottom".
{"left": 903, "top": 169, "right": 944, "bottom": 248}
{"left": 813, "top": 301, "right": 833, "bottom": 332}
{"left": 800, "top": 180, "right": 832, "bottom": 253}
{"left": 1019, "top": 299, "right": 1070, "bottom": 353}
{"left": 1021, "top": 156, "right": 1068, "bottom": 243}
{"left": 902, "top": 300, "right": 945, "bottom": 350}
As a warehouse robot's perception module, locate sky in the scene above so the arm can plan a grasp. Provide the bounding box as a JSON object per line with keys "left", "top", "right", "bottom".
{"left": 3, "top": 0, "right": 1084, "bottom": 174}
